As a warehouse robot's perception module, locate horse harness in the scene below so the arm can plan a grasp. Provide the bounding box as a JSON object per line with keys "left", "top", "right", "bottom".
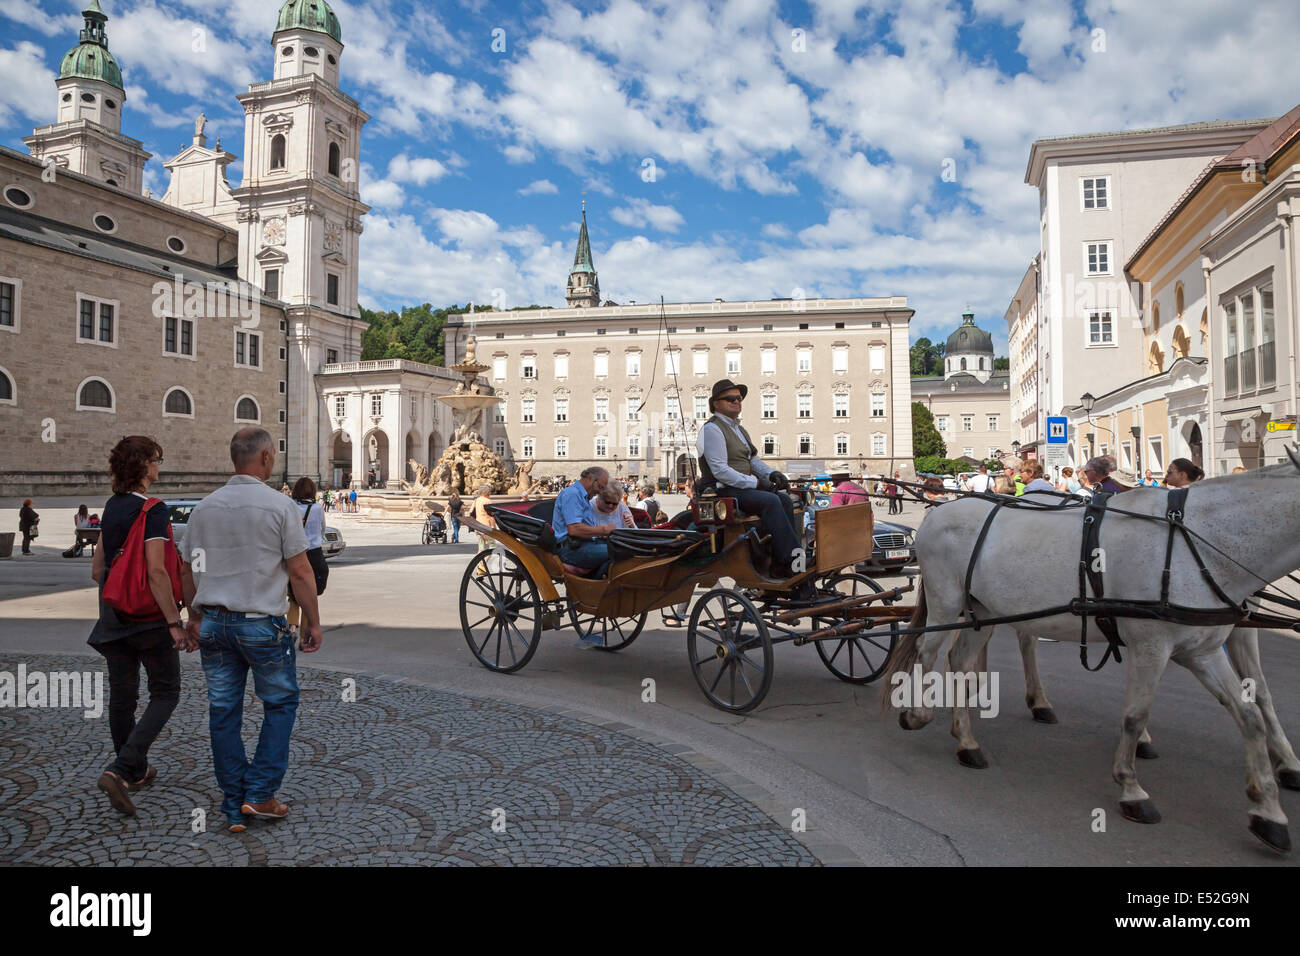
{"left": 959, "top": 486, "right": 1259, "bottom": 671}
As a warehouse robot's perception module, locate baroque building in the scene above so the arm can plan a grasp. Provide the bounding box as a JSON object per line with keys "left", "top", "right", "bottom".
{"left": 0, "top": 0, "right": 442, "bottom": 495}
{"left": 911, "top": 309, "right": 1011, "bottom": 464}
{"left": 445, "top": 210, "right": 917, "bottom": 485}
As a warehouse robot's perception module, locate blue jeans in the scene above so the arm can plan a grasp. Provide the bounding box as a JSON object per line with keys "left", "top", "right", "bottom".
{"left": 450, "top": 515, "right": 461, "bottom": 542}
{"left": 199, "top": 610, "right": 299, "bottom": 824}
{"left": 560, "top": 538, "right": 610, "bottom": 577}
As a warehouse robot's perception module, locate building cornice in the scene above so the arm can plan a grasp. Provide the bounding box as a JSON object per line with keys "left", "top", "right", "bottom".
{"left": 1024, "top": 119, "right": 1272, "bottom": 187}
{"left": 237, "top": 74, "right": 371, "bottom": 124}
{"left": 447, "top": 297, "right": 912, "bottom": 328}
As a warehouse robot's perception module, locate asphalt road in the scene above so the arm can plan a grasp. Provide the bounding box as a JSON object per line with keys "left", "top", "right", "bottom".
{"left": 3, "top": 493, "right": 1298, "bottom": 866}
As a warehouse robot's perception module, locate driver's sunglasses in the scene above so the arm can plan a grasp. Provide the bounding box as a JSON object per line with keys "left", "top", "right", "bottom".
{"left": 718, "top": 394, "right": 743, "bottom": 403}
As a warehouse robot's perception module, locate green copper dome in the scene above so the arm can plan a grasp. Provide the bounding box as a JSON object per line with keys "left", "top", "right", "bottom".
{"left": 58, "top": 1, "right": 124, "bottom": 90}
{"left": 946, "top": 308, "right": 993, "bottom": 355}
{"left": 275, "top": 0, "right": 342, "bottom": 42}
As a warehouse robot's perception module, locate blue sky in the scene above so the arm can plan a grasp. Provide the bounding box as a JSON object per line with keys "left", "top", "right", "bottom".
{"left": 4, "top": 0, "right": 1299, "bottom": 352}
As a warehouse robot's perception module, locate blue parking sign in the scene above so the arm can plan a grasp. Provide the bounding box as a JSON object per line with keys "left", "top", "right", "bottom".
{"left": 1047, "top": 416, "right": 1068, "bottom": 444}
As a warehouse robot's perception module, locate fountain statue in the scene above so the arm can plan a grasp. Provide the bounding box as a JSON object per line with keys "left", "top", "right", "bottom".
{"left": 424, "top": 334, "right": 510, "bottom": 499}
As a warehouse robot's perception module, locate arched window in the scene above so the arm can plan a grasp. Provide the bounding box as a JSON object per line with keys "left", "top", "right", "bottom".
{"left": 164, "top": 387, "right": 193, "bottom": 417}
{"left": 1199, "top": 309, "right": 1208, "bottom": 346}
{"left": 1175, "top": 283, "right": 1185, "bottom": 319}
{"left": 978, "top": 356, "right": 985, "bottom": 370}
{"left": 0, "top": 367, "right": 13, "bottom": 404}
{"left": 1172, "top": 325, "right": 1191, "bottom": 360}
{"left": 77, "top": 377, "right": 113, "bottom": 410}
{"left": 1148, "top": 341, "right": 1165, "bottom": 374}
{"left": 235, "top": 396, "right": 260, "bottom": 422}
{"left": 270, "top": 134, "right": 286, "bottom": 171}
{"left": 328, "top": 142, "right": 340, "bottom": 177}
{"left": 1152, "top": 302, "right": 1160, "bottom": 334}
{"left": 960, "top": 357, "right": 967, "bottom": 371}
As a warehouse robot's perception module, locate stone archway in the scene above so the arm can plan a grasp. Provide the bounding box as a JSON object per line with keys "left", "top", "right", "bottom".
{"left": 330, "top": 430, "right": 352, "bottom": 489}
{"left": 428, "top": 432, "right": 441, "bottom": 470}
{"left": 404, "top": 430, "right": 419, "bottom": 481}
{"left": 364, "top": 429, "right": 389, "bottom": 487}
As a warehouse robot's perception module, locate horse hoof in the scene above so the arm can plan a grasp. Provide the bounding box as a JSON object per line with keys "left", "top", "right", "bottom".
{"left": 899, "top": 711, "right": 926, "bottom": 731}
{"left": 1120, "top": 800, "right": 1161, "bottom": 824}
{"left": 1278, "top": 769, "right": 1300, "bottom": 791}
{"left": 1248, "top": 815, "right": 1292, "bottom": 853}
{"left": 1031, "top": 707, "right": 1058, "bottom": 724}
{"left": 956, "top": 748, "right": 988, "bottom": 769}
{"left": 1136, "top": 742, "right": 1159, "bottom": 760}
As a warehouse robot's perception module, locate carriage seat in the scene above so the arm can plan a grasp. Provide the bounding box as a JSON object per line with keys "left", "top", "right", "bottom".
{"left": 607, "top": 527, "right": 712, "bottom": 562}
{"left": 486, "top": 505, "right": 558, "bottom": 552}
{"left": 562, "top": 562, "right": 600, "bottom": 578}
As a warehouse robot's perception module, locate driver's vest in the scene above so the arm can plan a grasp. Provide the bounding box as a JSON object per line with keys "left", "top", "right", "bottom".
{"left": 698, "top": 414, "right": 758, "bottom": 489}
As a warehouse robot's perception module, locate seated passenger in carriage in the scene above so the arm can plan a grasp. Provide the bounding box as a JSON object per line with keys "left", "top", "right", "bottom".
{"left": 696, "top": 379, "right": 803, "bottom": 578}
{"left": 551, "top": 466, "right": 617, "bottom": 576}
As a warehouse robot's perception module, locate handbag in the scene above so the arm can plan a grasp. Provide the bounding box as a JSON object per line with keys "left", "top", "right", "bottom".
{"left": 102, "top": 498, "right": 182, "bottom": 618}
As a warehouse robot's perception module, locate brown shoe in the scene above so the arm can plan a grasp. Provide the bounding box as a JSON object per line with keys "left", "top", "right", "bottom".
{"left": 240, "top": 798, "right": 289, "bottom": 819}
{"left": 125, "top": 765, "right": 157, "bottom": 792}
{"left": 97, "top": 771, "right": 136, "bottom": 816}
{"left": 228, "top": 821, "right": 247, "bottom": 833}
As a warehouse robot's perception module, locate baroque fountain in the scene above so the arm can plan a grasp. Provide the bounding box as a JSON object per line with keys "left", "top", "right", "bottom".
{"left": 400, "top": 335, "right": 534, "bottom": 512}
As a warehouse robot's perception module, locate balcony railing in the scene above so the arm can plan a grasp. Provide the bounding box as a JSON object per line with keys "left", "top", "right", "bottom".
{"left": 1239, "top": 347, "right": 1257, "bottom": 392}
{"left": 1224, "top": 355, "right": 1239, "bottom": 397}
{"left": 1260, "top": 340, "right": 1277, "bottom": 389}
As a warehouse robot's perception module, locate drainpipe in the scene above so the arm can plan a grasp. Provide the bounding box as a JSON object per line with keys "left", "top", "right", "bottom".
{"left": 1281, "top": 209, "right": 1299, "bottom": 436}
{"left": 283, "top": 313, "right": 291, "bottom": 488}
{"left": 1202, "top": 262, "right": 1216, "bottom": 474}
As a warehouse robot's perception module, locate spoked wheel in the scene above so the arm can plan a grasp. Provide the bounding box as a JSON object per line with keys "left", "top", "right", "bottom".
{"left": 687, "top": 588, "right": 774, "bottom": 713}
{"left": 567, "top": 608, "right": 648, "bottom": 651}
{"left": 421, "top": 524, "right": 434, "bottom": 545}
{"left": 460, "top": 550, "right": 542, "bottom": 673}
{"left": 812, "top": 572, "right": 898, "bottom": 684}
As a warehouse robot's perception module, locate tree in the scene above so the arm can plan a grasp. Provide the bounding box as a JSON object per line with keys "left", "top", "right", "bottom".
{"left": 912, "top": 402, "right": 946, "bottom": 458}
{"left": 910, "top": 337, "right": 945, "bottom": 376}
{"left": 993, "top": 356, "right": 1009, "bottom": 371}
{"left": 359, "top": 302, "right": 553, "bottom": 366}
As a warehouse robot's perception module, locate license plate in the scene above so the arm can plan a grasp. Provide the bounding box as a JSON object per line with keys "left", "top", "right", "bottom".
{"left": 885, "top": 549, "right": 910, "bottom": 559}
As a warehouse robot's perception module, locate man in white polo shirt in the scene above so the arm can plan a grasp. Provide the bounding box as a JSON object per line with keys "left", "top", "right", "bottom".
{"left": 182, "top": 427, "right": 322, "bottom": 833}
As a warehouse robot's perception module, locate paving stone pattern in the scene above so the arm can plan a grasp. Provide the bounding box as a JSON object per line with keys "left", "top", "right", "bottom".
{"left": 0, "top": 654, "right": 818, "bottom": 866}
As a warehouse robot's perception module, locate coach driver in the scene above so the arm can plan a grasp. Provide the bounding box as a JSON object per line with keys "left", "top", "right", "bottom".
{"left": 696, "top": 378, "right": 803, "bottom": 578}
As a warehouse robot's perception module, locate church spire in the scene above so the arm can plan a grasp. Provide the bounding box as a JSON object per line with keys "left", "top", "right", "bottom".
{"left": 566, "top": 203, "right": 600, "bottom": 308}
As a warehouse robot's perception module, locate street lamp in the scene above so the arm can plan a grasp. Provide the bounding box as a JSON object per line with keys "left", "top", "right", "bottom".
{"left": 1130, "top": 425, "right": 1141, "bottom": 476}
{"left": 1081, "top": 392, "right": 1097, "bottom": 460}
{"left": 1011, "top": 440, "right": 1021, "bottom": 461}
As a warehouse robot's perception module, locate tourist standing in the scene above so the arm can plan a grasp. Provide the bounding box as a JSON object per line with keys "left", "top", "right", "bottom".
{"left": 1082, "top": 456, "right": 1129, "bottom": 493}
{"left": 288, "top": 477, "right": 328, "bottom": 635}
{"left": 967, "top": 464, "right": 993, "bottom": 494}
{"left": 349, "top": 487, "right": 358, "bottom": 514}
{"left": 1018, "top": 459, "right": 1055, "bottom": 493}
{"left": 89, "top": 436, "right": 187, "bottom": 816}
{"left": 1163, "top": 458, "right": 1205, "bottom": 488}
{"left": 1138, "top": 469, "right": 1161, "bottom": 487}
{"left": 183, "top": 427, "right": 321, "bottom": 833}
{"left": 447, "top": 490, "right": 464, "bottom": 543}
{"left": 18, "top": 498, "right": 39, "bottom": 555}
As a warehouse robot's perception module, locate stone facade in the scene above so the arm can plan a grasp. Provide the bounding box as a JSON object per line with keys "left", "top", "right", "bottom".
{"left": 0, "top": 150, "right": 287, "bottom": 497}
{"left": 444, "top": 294, "right": 917, "bottom": 484}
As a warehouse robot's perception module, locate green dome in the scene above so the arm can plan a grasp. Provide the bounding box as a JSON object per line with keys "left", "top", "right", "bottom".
{"left": 58, "top": 42, "right": 123, "bottom": 89}
{"left": 946, "top": 309, "right": 993, "bottom": 355}
{"left": 275, "top": 0, "right": 342, "bottom": 42}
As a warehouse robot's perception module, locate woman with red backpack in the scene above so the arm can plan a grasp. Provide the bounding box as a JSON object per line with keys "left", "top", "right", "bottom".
{"left": 88, "top": 435, "right": 191, "bottom": 816}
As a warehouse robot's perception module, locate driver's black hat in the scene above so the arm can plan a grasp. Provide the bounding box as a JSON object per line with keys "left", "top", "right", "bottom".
{"left": 709, "top": 379, "right": 748, "bottom": 410}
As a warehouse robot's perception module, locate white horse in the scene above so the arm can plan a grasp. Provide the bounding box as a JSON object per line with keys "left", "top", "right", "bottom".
{"left": 884, "top": 452, "right": 1300, "bottom": 852}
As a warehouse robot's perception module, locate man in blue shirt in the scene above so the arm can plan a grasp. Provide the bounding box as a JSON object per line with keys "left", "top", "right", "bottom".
{"left": 696, "top": 379, "right": 802, "bottom": 577}
{"left": 552, "top": 466, "right": 616, "bottom": 575}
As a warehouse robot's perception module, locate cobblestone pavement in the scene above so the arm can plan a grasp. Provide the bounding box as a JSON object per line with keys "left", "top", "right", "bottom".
{"left": 1, "top": 654, "right": 818, "bottom": 866}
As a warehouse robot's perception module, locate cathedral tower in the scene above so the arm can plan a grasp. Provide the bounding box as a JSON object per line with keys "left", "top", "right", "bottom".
{"left": 233, "top": 0, "right": 371, "bottom": 479}
{"left": 565, "top": 204, "right": 601, "bottom": 308}
{"left": 24, "top": 1, "right": 149, "bottom": 193}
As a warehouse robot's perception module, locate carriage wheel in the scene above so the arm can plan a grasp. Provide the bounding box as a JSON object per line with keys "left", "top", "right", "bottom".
{"left": 421, "top": 524, "right": 434, "bottom": 545}
{"left": 567, "top": 608, "right": 648, "bottom": 651}
{"left": 687, "top": 588, "right": 774, "bottom": 713}
{"left": 812, "top": 572, "right": 898, "bottom": 684}
{"left": 460, "top": 550, "right": 542, "bottom": 673}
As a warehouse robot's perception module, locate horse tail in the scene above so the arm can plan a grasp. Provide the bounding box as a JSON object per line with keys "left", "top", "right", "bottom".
{"left": 880, "top": 578, "right": 926, "bottom": 715}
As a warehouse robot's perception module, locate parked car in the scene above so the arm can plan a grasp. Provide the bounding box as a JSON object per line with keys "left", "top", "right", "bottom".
{"left": 804, "top": 493, "right": 917, "bottom": 574}
{"left": 167, "top": 498, "right": 346, "bottom": 559}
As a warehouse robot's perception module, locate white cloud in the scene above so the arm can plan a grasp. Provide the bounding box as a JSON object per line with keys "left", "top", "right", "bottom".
{"left": 386, "top": 153, "right": 450, "bottom": 185}
{"left": 0, "top": 42, "right": 54, "bottom": 126}
{"left": 503, "top": 144, "right": 535, "bottom": 164}
{"left": 609, "top": 197, "right": 685, "bottom": 233}
{"left": 518, "top": 178, "right": 558, "bottom": 195}
{"left": 109, "top": 1, "right": 256, "bottom": 97}
{"left": 0, "top": 0, "right": 79, "bottom": 36}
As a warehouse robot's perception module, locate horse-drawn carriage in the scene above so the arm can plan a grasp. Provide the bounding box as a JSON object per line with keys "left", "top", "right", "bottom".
{"left": 457, "top": 486, "right": 912, "bottom": 713}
